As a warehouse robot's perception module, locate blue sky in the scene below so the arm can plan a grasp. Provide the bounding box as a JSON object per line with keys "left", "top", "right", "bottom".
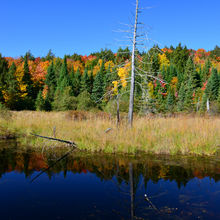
{"left": 1, "top": 0, "right": 219, "bottom": 57}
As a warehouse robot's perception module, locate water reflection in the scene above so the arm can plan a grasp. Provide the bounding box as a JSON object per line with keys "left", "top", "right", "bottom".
{"left": 0, "top": 141, "right": 220, "bottom": 219}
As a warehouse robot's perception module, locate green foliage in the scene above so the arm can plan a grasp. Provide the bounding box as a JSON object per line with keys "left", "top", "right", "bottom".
{"left": 177, "top": 83, "right": 185, "bottom": 111}
{"left": 80, "top": 68, "right": 90, "bottom": 93}
{"left": 22, "top": 55, "right": 35, "bottom": 109}
{"left": 53, "top": 86, "right": 77, "bottom": 111}
{"left": 5, "top": 62, "right": 20, "bottom": 109}
{"left": 210, "top": 45, "right": 220, "bottom": 59}
{"left": 73, "top": 68, "right": 81, "bottom": 96}
{"left": 1, "top": 46, "right": 220, "bottom": 114}
{"left": 166, "top": 88, "right": 175, "bottom": 112}
{"left": 35, "top": 90, "right": 45, "bottom": 111}
{"left": 0, "top": 54, "right": 9, "bottom": 103}
{"left": 200, "top": 92, "right": 208, "bottom": 112}
{"left": 205, "top": 68, "right": 219, "bottom": 101}
{"left": 184, "top": 77, "right": 194, "bottom": 111}
{"left": 77, "top": 91, "right": 94, "bottom": 111}
{"left": 44, "top": 61, "right": 56, "bottom": 110}
{"left": 56, "top": 56, "right": 70, "bottom": 92}
{"left": 91, "top": 71, "right": 104, "bottom": 103}
{"left": 170, "top": 43, "right": 189, "bottom": 74}
{"left": 202, "top": 59, "right": 211, "bottom": 82}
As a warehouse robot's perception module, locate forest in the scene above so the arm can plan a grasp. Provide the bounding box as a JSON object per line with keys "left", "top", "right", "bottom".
{"left": 0, "top": 44, "right": 220, "bottom": 114}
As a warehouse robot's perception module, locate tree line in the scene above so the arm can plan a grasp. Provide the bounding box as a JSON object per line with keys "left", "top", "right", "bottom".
{"left": 0, "top": 44, "right": 220, "bottom": 114}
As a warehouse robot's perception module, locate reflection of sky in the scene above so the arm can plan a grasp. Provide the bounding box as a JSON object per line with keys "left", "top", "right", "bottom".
{"left": 1, "top": 171, "right": 220, "bottom": 219}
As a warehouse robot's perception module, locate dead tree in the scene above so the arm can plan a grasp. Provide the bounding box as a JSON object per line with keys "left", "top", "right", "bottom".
{"left": 128, "top": 0, "right": 139, "bottom": 127}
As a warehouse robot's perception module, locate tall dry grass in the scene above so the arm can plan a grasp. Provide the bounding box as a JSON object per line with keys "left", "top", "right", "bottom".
{"left": 1, "top": 111, "right": 220, "bottom": 155}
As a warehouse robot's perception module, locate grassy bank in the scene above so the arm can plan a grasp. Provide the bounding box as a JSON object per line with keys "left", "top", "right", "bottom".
{"left": 1, "top": 111, "right": 220, "bottom": 156}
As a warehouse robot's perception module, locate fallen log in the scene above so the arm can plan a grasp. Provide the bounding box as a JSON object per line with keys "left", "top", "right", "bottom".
{"left": 30, "top": 133, "right": 77, "bottom": 147}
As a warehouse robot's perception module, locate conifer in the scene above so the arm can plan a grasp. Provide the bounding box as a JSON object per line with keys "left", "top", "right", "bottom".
{"left": 91, "top": 71, "right": 104, "bottom": 103}
{"left": 205, "top": 68, "right": 219, "bottom": 101}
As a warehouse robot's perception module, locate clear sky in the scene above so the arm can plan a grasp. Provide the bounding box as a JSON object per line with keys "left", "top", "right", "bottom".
{"left": 1, "top": 0, "right": 219, "bottom": 57}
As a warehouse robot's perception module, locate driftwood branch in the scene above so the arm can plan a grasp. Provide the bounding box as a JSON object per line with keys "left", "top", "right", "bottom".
{"left": 30, "top": 133, "right": 77, "bottom": 147}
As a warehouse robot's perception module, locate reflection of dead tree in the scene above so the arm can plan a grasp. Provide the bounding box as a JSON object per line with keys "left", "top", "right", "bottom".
{"left": 129, "top": 162, "right": 135, "bottom": 220}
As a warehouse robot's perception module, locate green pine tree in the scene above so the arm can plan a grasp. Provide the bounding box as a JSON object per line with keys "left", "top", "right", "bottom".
{"left": 77, "top": 91, "right": 94, "bottom": 110}
{"left": 5, "top": 62, "right": 20, "bottom": 109}
{"left": 45, "top": 61, "right": 56, "bottom": 110}
{"left": 80, "top": 68, "right": 90, "bottom": 93}
{"left": 91, "top": 71, "right": 104, "bottom": 103}
{"left": 184, "top": 77, "right": 194, "bottom": 111}
{"left": 56, "top": 56, "right": 70, "bottom": 92}
{"left": 22, "top": 55, "right": 34, "bottom": 109}
{"left": 166, "top": 88, "right": 175, "bottom": 112}
{"left": 35, "top": 90, "right": 45, "bottom": 111}
{"left": 52, "top": 86, "right": 77, "bottom": 111}
{"left": 200, "top": 92, "right": 208, "bottom": 112}
{"left": 202, "top": 59, "right": 211, "bottom": 83}
{"left": 0, "top": 54, "right": 9, "bottom": 103}
{"left": 205, "top": 68, "right": 219, "bottom": 101}
{"left": 73, "top": 68, "right": 81, "bottom": 96}
{"left": 89, "top": 70, "right": 94, "bottom": 94}
{"left": 177, "top": 83, "right": 185, "bottom": 111}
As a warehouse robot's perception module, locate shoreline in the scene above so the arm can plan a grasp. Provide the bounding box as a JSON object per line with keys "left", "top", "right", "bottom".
{"left": 1, "top": 111, "right": 220, "bottom": 156}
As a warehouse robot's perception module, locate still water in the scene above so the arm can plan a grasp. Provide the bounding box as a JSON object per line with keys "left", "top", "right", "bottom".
{"left": 0, "top": 141, "right": 220, "bottom": 220}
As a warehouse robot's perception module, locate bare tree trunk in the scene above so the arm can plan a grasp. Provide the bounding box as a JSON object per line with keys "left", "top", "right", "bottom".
{"left": 128, "top": 0, "right": 139, "bottom": 127}
{"left": 116, "top": 95, "right": 120, "bottom": 128}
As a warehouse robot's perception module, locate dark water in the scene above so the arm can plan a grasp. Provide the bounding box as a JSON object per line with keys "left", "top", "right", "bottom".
{"left": 0, "top": 141, "right": 220, "bottom": 220}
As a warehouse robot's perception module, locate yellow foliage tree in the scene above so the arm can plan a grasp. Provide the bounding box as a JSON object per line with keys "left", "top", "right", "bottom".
{"left": 158, "top": 53, "right": 170, "bottom": 70}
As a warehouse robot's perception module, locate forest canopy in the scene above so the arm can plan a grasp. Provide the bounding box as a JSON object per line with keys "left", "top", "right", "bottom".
{"left": 0, "top": 44, "right": 220, "bottom": 114}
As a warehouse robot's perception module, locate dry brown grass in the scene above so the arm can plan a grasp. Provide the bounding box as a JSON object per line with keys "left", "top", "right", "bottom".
{"left": 1, "top": 111, "right": 220, "bottom": 155}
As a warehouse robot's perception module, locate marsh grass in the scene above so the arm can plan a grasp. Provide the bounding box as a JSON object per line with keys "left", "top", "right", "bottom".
{"left": 1, "top": 111, "right": 220, "bottom": 155}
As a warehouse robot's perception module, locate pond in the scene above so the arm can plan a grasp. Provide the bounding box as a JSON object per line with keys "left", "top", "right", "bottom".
{"left": 0, "top": 141, "right": 220, "bottom": 219}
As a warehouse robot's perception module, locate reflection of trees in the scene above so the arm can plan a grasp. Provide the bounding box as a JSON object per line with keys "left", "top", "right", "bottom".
{"left": 0, "top": 143, "right": 220, "bottom": 187}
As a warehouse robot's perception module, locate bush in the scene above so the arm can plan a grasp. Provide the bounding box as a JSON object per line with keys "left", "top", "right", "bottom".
{"left": 77, "top": 91, "right": 94, "bottom": 111}
{"left": 53, "top": 87, "right": 78, "bottom": 111}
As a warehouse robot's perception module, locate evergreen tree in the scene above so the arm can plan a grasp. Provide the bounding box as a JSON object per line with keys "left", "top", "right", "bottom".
{"left": 91, "top": 71, "right": 104, "bottom": 103}
{"left": 184, "top": 56, "right": 200, "bottom": 89}
{"left": 184, "top": 77, "right": 194, "bottom": 111}
{"left": 166, "top": 88, "right": 175, "bottom": 112}
{"left": 35, "top": 90, "right": 45, "bottom": 111}
{"left": 22, "top": 55, "right": 34, "bottom": 109}
{"left": 202, "top": 59, "right": 211, "bottom": 82}
{"left": 77, "top": 91, "right": 94, "bottom": 110}
{"left": 205, "top": 68, "right": 219, "bottom": 101}
{"left": 56, "top": 56, "right": 70, "bottom": 92}
{"left": 5, "top": 62, "right": 20, "bottom": 109}
{"left": 73, "top": 68, "right": 81, "bottom": 96}
{"left": 89, "top": 70, "right": 94, "bottom": 94}
{"left": 151, "top": 53, "right": 160, "bottom": 76}
{"left": 171, "top": 43, "right": 189, "bottom": 74}
{"left": 45, "top": 61, "right": 56, "bottom": 110}
{"left": 0, "top": 54, "right": 9, "bottom": 103}
{"left": 81, "top": 68, "right": 90, "bottom": 92}
{"left": 69, "top": 67, "right": 75, "bottom": 95}
{"left": 53, "top": 87, "right": 77, "bottom": 111}
{"left": 177, "top": 83, "right": 185, "bottom": 111}
{"left": 54, "top": 58, "right": 63, "bottom": 80}
{"left": 200, "top": 92, "right": 208, "bottom": 112}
